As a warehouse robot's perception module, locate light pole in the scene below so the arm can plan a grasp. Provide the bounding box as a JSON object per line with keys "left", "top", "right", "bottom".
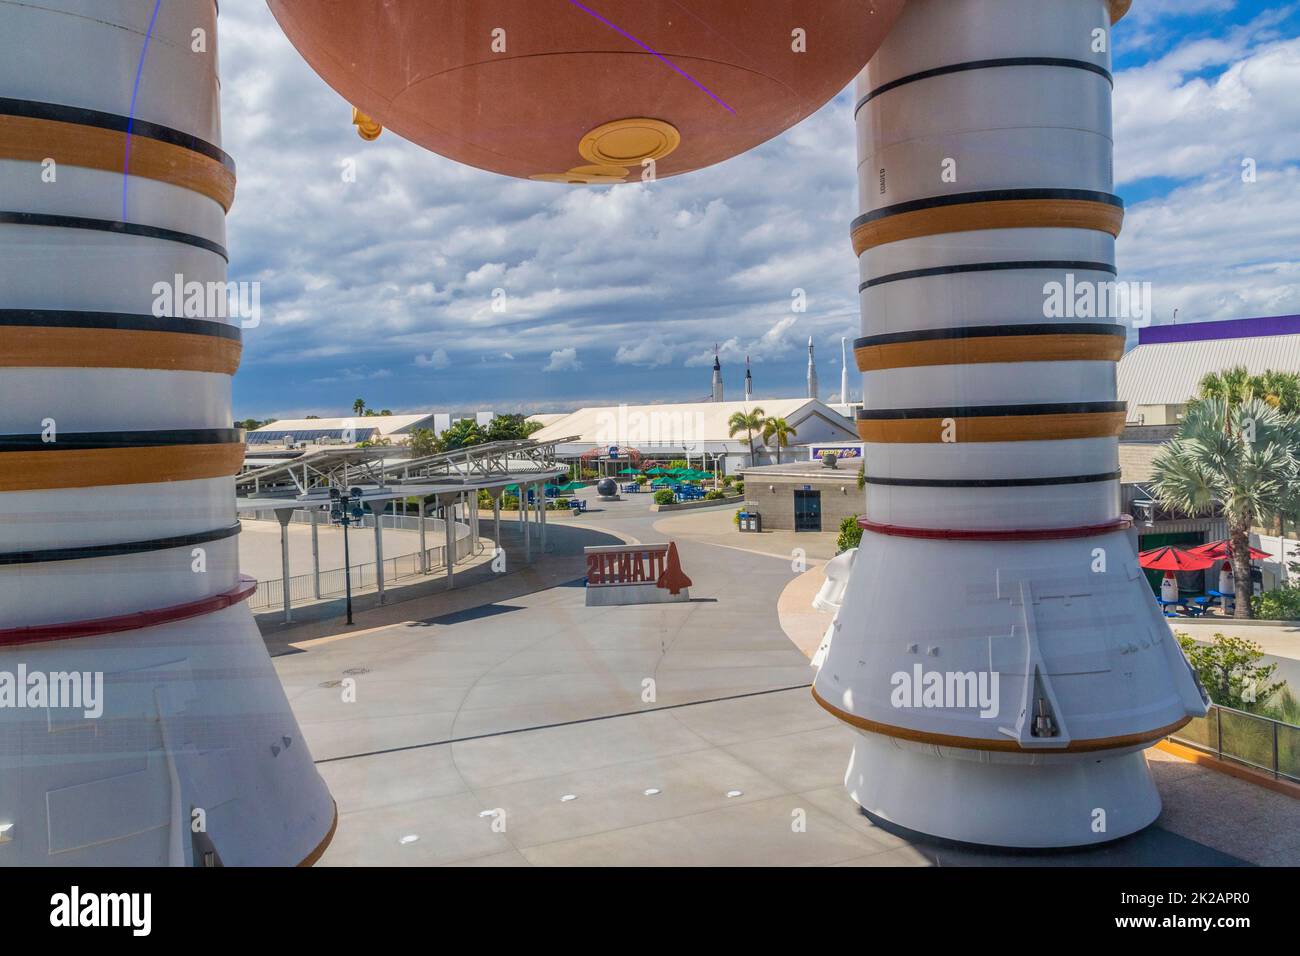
{"left": 330, "top": 486, "right": 365, "bottom": 626}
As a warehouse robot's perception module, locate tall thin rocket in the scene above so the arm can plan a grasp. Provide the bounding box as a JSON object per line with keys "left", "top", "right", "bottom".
{"left": 807, "top": 336, "right": 819, "bottom": 399}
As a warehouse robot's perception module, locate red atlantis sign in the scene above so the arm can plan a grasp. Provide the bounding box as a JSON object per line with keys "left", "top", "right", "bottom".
{"left": 585, "top": 542, "right": 692, "bottom": 595}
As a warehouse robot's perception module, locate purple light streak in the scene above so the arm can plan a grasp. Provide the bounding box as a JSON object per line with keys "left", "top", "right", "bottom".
{"left": 566, "top": 0, "right": 736, "bottom": 114}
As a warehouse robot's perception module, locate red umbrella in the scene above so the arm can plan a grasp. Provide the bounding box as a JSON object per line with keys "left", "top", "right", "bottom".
{"left": 1189, "top": 539, "right": 1270, "bottom": 561}
{"left": 1138, "top": 546, "right": 1216, "bottom": 572}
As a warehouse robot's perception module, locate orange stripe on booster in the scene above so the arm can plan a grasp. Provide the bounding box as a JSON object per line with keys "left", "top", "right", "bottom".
{"left": 0, "top": 443, "right": 245, "bottom": 492}
{"left": 851, "top": 198, "right": 1123, "bottom": 256}
{"left": 855, "top": 411, "right": 1127, "bottom": 443}
{"left": 811, "top": 685, "right": 1189, "bottom": 754}
{"left": 855, "top": 332, "right": 1125, "bottom": 371}
{"left": 1, "top": 326, "right": 241, "bottom": 374}
{"left": 0, "top": 114, "right": 236, "bottom": 210}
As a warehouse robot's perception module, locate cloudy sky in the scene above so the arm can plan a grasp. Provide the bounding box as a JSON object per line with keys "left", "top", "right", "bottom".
{"left": 214, "top": 0, "right": 1300, "bottom": 420}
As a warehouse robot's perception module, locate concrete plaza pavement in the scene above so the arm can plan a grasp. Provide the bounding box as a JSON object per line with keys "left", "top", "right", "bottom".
{"left": 267, "top": 490, "right": 1290, "bottom": 866}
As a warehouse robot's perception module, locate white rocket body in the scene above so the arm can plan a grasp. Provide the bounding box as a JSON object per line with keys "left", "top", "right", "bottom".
{"left": 815, "top": 0, "right": 1208, "bottom": 848}
{"left": 0, "top": 0, "right": 334, "bottom": 864}
{"left": 1160, "top": 573, "right": 1179, "bottom": 603}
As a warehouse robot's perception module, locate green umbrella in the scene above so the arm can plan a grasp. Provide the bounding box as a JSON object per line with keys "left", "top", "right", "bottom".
{"left": 646, "top": 467, "right": 668, "bottom": 476}
{"left": 561, "top": 482, "right": 585, "bottom": 492}
{"left": 618, "top": 467, "right": 639, "bottom": 475}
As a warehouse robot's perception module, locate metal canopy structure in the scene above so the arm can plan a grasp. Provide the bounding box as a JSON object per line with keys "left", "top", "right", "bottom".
{"left": 237, "top": 436, "right": 579, "bottom": 496}
{"left": 235, "top": 438, "right": 576, "bottom": 622}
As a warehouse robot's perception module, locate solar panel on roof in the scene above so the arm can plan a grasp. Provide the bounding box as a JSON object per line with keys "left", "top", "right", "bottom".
{"left": 245, "top": 427, "right": 378, "bottom": 445}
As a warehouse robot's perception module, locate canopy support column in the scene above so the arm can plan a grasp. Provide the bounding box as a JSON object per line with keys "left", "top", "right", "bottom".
{"left": 418, "top": 497, "right": 428, "bottom": 573}
{"left": 372, "top": 500, "right": 386, "bottom": 604}
{"left": 438, "top": 492, "right": 459, "bottom": 590}
{"left": 309, "top": 507, "right": 321, "bottom": 599}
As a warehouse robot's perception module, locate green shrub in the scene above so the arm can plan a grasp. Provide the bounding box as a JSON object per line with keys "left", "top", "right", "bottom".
{"left": 477, "top": 489, "right": 492, "bottom": 508}
{"left": 704, "top": 489, "right": 725, "bottom": 500}
{"left": 1263, "top": 686, "right": 1300, "bottom": 725}
{"left": 502, "top": 495, "right": 520, "bottom": 511}
{"left": 1175, "top": 631, "right": 1285, "bottom": 711}
{"left": 635, "top": 474, "right": 648, "bottom": 485}
{"left": 734, "top": 481, "right": 744, "bottom": 495}
{"left": 547, "top": 498, "right": 569, "bottom": 511}
{"left": 722, "top": 475, "right": 734, "bottom": 486}
{"left": 837, "top": 515, "right": 862, "bottom": 554}
{"left": 733, "top": 508, "right": 743, "bottom": 527}
{"left": 653, "top": 489, "right": 676, "bottom": 506}
{"left": 1252, "top": 586, "right": 1300, "bottom": 621}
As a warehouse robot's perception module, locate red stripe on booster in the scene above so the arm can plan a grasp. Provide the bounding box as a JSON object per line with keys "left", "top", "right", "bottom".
{"left": 857, "top": 517, "right": 1133, "bottom": 541}
{"left": 0, "top": 575, "right": 258, "bottom": 646}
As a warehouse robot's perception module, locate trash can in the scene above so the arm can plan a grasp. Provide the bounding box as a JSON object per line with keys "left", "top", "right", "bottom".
{"left": 738, "top": 511, "right": 762, "bottom": 533}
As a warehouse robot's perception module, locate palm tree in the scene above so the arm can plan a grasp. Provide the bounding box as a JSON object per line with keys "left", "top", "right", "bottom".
{"left": 352, "top": 397, "right": 366, "bottom": 416}
{"left": 728, "top": 407, "right": 765, "bottom": 466}
{"left": 1195, "top": 367, "right": 1300, "bottom": 418}
{"left": 1196, "top": 367, "right": 1254, "bottom": 410}
{"left": 1151, "top": 397, "right": 1300, "bottom": 618}
{"left": 407, "top": 427, "right": 442, "bottom": 458}
{"left": 1256, "top": 370, "right": 1300, "bottom": 414}
{"left": 761, "top": 416, "right": 797, "bottom": 464}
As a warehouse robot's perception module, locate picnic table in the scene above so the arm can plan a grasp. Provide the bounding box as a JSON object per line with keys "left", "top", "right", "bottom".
{"left": 1158, "top": 596, "right": 1212, "bottom": 617}
{"left": 1207, "top": 589, "right": 1234, "bottom": 611}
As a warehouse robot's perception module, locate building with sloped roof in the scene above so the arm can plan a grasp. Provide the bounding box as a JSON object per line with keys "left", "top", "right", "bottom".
{"left": 528, "top": 398, "right": 858, "bottom": 475}
{"left": 1118, "top": 314, "right": 1300, "bottom": 425}
{"left": 247, "top": 411, "right": 494, "bottom": 449}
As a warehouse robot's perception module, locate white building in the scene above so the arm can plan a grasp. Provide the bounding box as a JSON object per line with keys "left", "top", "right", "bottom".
{"left": 1118, "top": 314, "right": 1300, "bottom": 426}
{"left": 528, "top": 398, "right": 859, "bottom": 475}
{"left": 246, "top": 411, "right": 493, "bottom": 449}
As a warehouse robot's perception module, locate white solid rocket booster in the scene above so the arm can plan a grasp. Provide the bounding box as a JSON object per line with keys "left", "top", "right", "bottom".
{"left": 0, "top": 0, "right": 334, "bottom": 864}
{"left": 815, "top": 0, "right": 1207, "bottom": 848}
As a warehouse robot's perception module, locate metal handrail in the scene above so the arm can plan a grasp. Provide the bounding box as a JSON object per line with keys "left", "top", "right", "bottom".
{"left": 1169, "top": 701, "right": 1299, "bottom": 783}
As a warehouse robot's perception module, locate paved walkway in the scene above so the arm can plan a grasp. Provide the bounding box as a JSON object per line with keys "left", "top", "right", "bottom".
{"left": 265, "top": 489, "right": 1292, "bottom": 866}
